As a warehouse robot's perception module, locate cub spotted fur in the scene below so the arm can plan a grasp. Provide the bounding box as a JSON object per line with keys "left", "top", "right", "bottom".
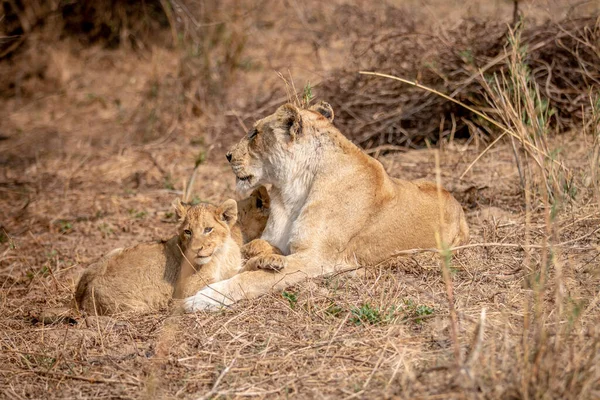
{"left": 76, "top": 188, "right": 270, "bottom": 315}
{"left": 184, "top": 102, "right": 469, "bottom": 311}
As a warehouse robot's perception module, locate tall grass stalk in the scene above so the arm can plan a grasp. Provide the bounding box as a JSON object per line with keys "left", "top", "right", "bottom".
{"left": 481, "top": 23, "right": 597, "bottom": 399}
{"left": 363, "top": 20, "right": 599, "bottom": 398}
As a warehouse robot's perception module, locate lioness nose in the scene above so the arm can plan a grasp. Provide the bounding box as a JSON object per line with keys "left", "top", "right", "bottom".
{"left": 226, "top": 152, "right": 232, "bottom": 162}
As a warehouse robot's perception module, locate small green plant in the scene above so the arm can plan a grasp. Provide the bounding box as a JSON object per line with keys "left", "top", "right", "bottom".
{"left": 55, "top": 220, "right": 73, "bottom": 234}
{"left": 325, "top": 303, "right": 344, "bottom": 317}
{"left": 414, "top": 305, "right": 435, "bottom": 323}
{"left": 164, "top": 174, "right": 175, "bottom": 190}
{"left": 128, "top": 209, "right": 147, "bottom": 219}
{"left": 98, "top": 222, "right": 114, "bottom": 237}
{"left": 148, "top": 81, "right": 159, "bottom": 99}
{"left": 195, "top": 150, "right": 207, "bottom": 168}
{"left": 21, "top": 354, "right": 55, "bottom": 369}
{"left": 348, "top": 300, "right": 435, "bottom": 326}
{"left": 190, "top": 137, "right": 205, "bottom": 147}
{"left": 561, "top": 174, "right": 577, "bottom": 200}
{"left": 401, "top": 299, "right": 435, "bottom": 324}
{"left": 302, "top": 82, "right": 313, "bottom": 107}
{"left": 458, "top": 49, "right": 474, "bottom": 64}
{"left": 282, "top": 291, "right": 298, "bottom": 309}
{"left": 26, "top": 266, "right": 50, "bottom": 281}
{"left": 191, "top": 196, "right": 203, "bottom": 205}
{"left": 566, "top": 297, "right": 583, "bottom": 329}
{"left": 350, "top": 303, "right": 386, "bottom": 325}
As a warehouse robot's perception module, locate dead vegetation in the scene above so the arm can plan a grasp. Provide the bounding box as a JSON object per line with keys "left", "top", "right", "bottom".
{"left": 1, "top": 1, "right": 599, "bottom": 399}
{"left": 321, "top": 14, "right": 600, "bottom": 149}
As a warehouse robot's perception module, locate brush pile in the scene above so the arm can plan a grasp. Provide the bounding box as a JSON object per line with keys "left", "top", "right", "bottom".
{"left": 321, "top": 15, "right": 600, "bottom": 149}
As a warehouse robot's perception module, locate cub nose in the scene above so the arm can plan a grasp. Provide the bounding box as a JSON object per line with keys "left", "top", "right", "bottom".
{"left": 226, "top": 152, "right": 232, "bottom": 162}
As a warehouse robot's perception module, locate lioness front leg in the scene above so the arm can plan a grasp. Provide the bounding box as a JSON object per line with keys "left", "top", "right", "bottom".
{"left": 183, "top": 252, "right": 334, "bottom": 312}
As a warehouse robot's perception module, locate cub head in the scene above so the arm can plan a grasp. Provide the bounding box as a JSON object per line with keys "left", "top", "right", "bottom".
{"left": 236, "top": 185, "right": 270, "bottom": 242}
{"left": 172, "top": 198, "right": 237, "bottom": 266}
{"left": 226, "top": 101, "right": 334, "bottom": 191}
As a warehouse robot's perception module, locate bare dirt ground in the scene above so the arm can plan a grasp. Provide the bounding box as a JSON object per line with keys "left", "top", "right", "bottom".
{"left": 1, "top": 1, "right": 599, "bottom": 399}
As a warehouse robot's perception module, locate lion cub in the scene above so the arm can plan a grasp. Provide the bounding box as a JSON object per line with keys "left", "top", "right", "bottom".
{"left": 75, "top": 187, "right": 270, "bottom": 315}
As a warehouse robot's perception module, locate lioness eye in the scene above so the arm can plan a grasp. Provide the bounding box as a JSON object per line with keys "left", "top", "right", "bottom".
{"left": 184, "top": 229, "right": 192, "bottom": 236}
{"left": 204, "top": 227, "right": 213, "bottom": 234}
{"left": 248, "top": 128, "right": 258, "bottom": 139}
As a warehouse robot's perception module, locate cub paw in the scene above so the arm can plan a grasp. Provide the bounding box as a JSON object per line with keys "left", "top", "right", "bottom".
{"left": 242, "top": 239, "right": 278, "bottom": 260}
{"left": 244, "top": 254, "right": 286, "bottom": 272}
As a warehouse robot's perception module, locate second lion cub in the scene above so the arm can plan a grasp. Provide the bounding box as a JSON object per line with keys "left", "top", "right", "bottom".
{"left": 75, "top": 187, "right": 270, "bottom": 315}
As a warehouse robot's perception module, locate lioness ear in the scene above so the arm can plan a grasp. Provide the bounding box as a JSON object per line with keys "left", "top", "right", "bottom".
{"left": 253, "top": 186, "right": 270, "bottom": 210}
{"left": 218, "top": 199, "right": 238, "bottom": 226}
{"left": 276, "top": 103, "right": 303, "bottom": 139}
{"left": 172, "top": 198, "right": 190, "bottom": 221}
{"left": 309, "top": 101, "right": 334, "bottom": 123}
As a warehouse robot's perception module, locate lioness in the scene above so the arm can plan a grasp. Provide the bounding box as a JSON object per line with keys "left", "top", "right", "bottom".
{"left": 184, "top": 102, "right": 469, "bottom": 311}
{"left": 76, "top": 187, "right": 270, "bottom": 315}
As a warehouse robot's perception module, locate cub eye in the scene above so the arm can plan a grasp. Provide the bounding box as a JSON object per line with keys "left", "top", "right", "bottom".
{"left": 248, "top": 128, "right": 258, "bottom": 139}
{"left": 183, "top": 229, "right": 192, "bottom": 236}
{"left": 204, "top": 227, "right": 213, "bottom": 234}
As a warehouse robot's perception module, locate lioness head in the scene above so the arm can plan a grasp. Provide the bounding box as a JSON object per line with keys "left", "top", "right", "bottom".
{"left": 172, "top": 199, "right": 238, "bottom": 266}
{"left": 236, "top": 185, "right": 270, "bottom": 242}
{"left": 226, "top": 101, "right": 334, "bottom": 191}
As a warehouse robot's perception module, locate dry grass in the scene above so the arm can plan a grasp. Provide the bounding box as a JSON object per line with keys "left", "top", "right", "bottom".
{"left": 1, "top": 1, "right": 599, "bottom": 398}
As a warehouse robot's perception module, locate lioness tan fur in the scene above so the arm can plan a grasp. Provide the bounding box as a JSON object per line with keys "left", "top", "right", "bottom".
{"left": 76, "top": 188, "right": 270, "bottom": 315}
{"left": 184, "top": 101, "right": 468, "bottom": 311}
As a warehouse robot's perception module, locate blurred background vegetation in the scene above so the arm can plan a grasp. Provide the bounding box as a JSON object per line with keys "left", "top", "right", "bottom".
{"left": 1, "top": 0, "right": 598, "bottom": 151}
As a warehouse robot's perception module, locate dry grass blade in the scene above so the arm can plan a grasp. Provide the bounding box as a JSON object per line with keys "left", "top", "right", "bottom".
{"left": 197, "top": 358, "right": 236, "bottom": 400}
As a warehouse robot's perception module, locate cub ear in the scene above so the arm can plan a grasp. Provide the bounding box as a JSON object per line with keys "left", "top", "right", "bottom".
{"left": 218, "top": 199, "right": 238, "bottom": 226}
{"left": 309, "top": 101, "right": 334, "bottom": 123}
{"left": 172, "top": 198, "right": 190, "bottom": 221}
{"left": 276, "top": 103, "right": 303, "bottom": 139}
{"left": 252, "top": 185, "right": 270, "bottom": 210}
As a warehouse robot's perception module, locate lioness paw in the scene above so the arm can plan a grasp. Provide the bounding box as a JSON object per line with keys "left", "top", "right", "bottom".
{"left": 245, "top": 254, "right": 286, "bottom": 272}
{"left": 183, "top": 285, "right": 232, "bottom": 312}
